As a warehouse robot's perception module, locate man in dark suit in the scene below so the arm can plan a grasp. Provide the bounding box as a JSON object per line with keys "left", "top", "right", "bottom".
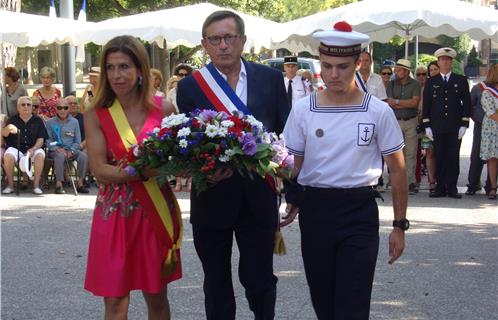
{"left": 422, "top": 47, "right": 471, "bottom": 198}
{"left": 176, "top": 10, "right": 290, "bottom": 320}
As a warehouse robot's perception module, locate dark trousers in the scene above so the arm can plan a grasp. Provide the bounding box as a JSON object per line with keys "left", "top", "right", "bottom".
{"left": 433, "top": 132, "right": 462, "bottom": 195}
{"left": 299, "top": 187, "right": 379, "bottom": 320}
{"left": 192, "top": 202, "right": 277, "bottom": 320}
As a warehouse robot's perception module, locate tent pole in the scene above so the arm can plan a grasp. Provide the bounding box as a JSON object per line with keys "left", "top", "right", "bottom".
{"left": 415, "top": 35, "right": 419, "bottom": 70}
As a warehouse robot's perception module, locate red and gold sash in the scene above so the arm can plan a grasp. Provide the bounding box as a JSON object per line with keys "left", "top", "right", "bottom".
{"left": 97, "top": 100, "right": 182, "bottom": 277}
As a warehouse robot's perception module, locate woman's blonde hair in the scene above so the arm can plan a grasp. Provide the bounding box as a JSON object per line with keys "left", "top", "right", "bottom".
{"left": 92, "top": 35, "right": 155, "bottom": 110}
{"left": 166, "top": 76, "right": 180, "bottom": 92}
{"left": 40, "top": 66, "right": 56, "bottom": 79}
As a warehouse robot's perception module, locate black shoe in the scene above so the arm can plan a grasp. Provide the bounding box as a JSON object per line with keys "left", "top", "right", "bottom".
{"left": 55, "top": 186, "right": 66, "bottom": 194}
{"left": 76, "top": 186, "right": 90, "bottom": 194}
{"left": 465, "top": 188, "right": 477, "bottom": 195}
{"left": 447, "top": 193, "right": 462, "bottom": 199}
{"left": 429, "top": 191, "right": 446, "bottom": 198}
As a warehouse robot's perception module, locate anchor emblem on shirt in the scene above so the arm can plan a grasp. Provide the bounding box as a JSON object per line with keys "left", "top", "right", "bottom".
{"left": 361, "top": 127, "right": 370, "bottom": 142}
{"left": 357, "top": 123, "right": 375, "bottom": 146}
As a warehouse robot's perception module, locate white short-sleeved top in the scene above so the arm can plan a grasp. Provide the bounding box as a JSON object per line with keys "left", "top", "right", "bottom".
{"left": 283, "top": 92, "right": 404, "bottom": 188}
{"left": 365, "top": 73, "right": 387, "bottom": 100}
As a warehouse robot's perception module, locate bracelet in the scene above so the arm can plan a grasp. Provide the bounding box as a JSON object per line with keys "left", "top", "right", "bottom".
{"left": 138, "top": 171, "right": 149, "bottom": 182}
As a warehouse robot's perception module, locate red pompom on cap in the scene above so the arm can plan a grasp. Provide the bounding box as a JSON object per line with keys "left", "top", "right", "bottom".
{"left": 333, "top": 21, "right": 353, "bottom": 32}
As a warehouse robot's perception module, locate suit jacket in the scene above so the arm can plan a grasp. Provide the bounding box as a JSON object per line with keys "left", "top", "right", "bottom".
{"left": 177, "top": 60, "right": 290, "bottom": 228}
{"left": 422, "top": 73, "right": 471, "bottom": 134}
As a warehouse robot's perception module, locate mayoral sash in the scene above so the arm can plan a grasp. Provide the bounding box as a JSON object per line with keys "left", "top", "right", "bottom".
{"left": 97, "top": 100, "right": 182, "bottom": 277}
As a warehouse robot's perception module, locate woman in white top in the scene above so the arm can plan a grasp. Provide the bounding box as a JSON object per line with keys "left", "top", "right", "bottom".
{"left": 281, "top": 22, "right": 408, "bottom": 320}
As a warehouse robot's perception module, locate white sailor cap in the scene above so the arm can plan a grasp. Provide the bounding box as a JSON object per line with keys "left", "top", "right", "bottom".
{"left": 434, "top": 47, "right": 457, "bottom": 59}
{"left": 313, "top": 21, "right": 369, "bottom": 57}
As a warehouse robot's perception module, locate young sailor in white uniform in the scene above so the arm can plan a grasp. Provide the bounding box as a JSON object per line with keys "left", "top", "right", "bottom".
{"left": 281, "top": 21, "right": 409, "bottom": 320}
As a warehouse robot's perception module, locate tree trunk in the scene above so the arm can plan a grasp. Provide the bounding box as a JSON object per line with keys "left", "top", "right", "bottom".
{"left": 1, "top": 0, "right": 21, "bottom": 115}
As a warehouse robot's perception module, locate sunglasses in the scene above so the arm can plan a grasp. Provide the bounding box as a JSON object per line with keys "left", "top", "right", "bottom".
{"left": 20, "top": 103, "right": 32, "bottom": 107}
{"left": 177, "top": 72, "right": 188, "bottom": 77}
{"left": 381, "top": 72, "right": 392, "bottom": 76}
{"left": 416, "top": 73, "right": 427, "bottom": 76}
{"left": 57, "top": 106, "right": 69, "bottom": 110}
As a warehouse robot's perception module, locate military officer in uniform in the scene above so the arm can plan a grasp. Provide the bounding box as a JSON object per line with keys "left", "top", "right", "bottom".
{"left": 422, "top": 47, "right": 471, "bottom": 198}
{"left": 281, "top": 21, "right": 408, "bottom": 320}
{"left": 283, "top": 56, "right": 312, "bottom": 108}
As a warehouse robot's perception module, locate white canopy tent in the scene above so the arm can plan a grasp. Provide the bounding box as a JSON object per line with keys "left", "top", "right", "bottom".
{"left": 271, "top": 0, "right": 498, "bottom": 56}
{"left": 74, "top": 3, "right": 282, "bottom": 52}
{"left": 0, "top": 9, "right": 95, "bottom": 47}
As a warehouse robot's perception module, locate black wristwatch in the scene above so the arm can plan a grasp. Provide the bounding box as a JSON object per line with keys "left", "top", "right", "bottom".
{"left": 393, "top": 218, "right": 410, "bottom": 231}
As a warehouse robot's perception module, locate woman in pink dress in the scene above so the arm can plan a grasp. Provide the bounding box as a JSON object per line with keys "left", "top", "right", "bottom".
{"left": 32, "top": 66, "right": 62, "bottom": 120}
{"left": 84, "top": 35, "right": 182, "bottom": 319}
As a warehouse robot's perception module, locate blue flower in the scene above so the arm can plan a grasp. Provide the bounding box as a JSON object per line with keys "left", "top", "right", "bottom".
{"left": 241, "top": 133, "right": 257, "bottom": 156}
{"left": 124, "top": 166, "right": 136, "bottom": 176}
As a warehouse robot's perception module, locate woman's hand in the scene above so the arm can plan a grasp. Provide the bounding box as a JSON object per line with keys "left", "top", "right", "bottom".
{"left": 206, "top": 167, "right": 233, "bottom": 184}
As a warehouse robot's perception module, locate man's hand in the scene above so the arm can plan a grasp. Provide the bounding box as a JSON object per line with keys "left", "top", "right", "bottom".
{"left": 458, "top": 126, "right": 467, "bottom": 140}
{"left": 65, "top": 150, "right": 73, "bottom": 159}
{"left": 425, "top": 127, "right": 434, "bottom": 141}
{"left": 56, "top": 147, "right": 65, "bottom": 154}
{"left": 5, "top": 124, "right": 18, "bottom": 135}
{"left": 386, "top": 98, "right": 397, "bottom": 108}
{"left": 206, "top": 167, "right": 233, "bottom": 184}
{"left": 280, "top": 203, "right": 299, "bottom": 228}
{"left": 388, "top": 228, "right": 405, "bottom": 264}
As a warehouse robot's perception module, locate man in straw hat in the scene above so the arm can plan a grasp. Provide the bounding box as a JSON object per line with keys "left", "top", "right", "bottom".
{"left": 281, "top": 21, "right": 408, "bottom": 319}
{"left": 422, "top": 47, "right": 471, "bottom": 199}
{"left": 386, "top": 58, "right": 421, "bottom": 195}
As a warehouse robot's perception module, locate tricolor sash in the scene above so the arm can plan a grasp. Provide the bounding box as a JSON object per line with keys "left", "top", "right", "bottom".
{"left": 192, "top": 62, "right": 251, "bottom": 116}
{"left": 482, "top": 82, "right": 498, "bottom": 98}
{"left": 355, "top": 71, "right": 368, "bottom": 93}
{"left": 97, "top": 100, "right": 182, "bottom": 277}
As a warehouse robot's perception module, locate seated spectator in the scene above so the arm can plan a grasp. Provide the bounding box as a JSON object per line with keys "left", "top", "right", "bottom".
{"left": 46, "top": 98, "right": 89, "bottom": 194}
{"left": 1, "top": 96, "right": 47, "bottom": 195}
{"left": 67, "top": 95, "right": 86, "bottom": 151}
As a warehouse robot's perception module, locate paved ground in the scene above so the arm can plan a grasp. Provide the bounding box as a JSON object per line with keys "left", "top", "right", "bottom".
{"left": 1, "top": 123, "right": 497, "bottom": 320}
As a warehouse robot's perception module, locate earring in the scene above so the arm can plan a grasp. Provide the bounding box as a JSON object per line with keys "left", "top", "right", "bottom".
{"left": 138, "top": 76, "right": 143, "bottom": 87}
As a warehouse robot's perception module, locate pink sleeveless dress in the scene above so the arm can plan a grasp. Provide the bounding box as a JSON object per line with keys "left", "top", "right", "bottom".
{"left": 84, "top": 102, "right": 181, "bottom": 297}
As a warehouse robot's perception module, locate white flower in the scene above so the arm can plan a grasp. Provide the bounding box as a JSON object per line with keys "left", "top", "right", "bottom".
{"left": 132, "top": 145, "right": 140, "bottom": 157}
{"left": 161, "top": 113, "right": 189, "bottom": 128}
{"left": 178, "top": 139, "right": 188, "bottom": 148}
{"left": 261, "top": 132, "right": 272, "bottom": 144}
{"left": 153, "top": 127, "right": 160, "bottom": 134}
{"left": 225, "top": 149, "right": 235, "bottom": 156}
{"left": 205, "top": 124, "right": 219, "bottom": 138}
{"left": 219, "top": 154, "right": 230, "bottom": 162}
{"left": 218, "top": 127, "right": 228, "bottom": 137}
{"left": 221, "top": 120, "right": 234, "bottom": 128}
{"left": 177, "top": 127, "right": 191, "bottom": 138}
{"left": 246, "top": 115, "right": 263, "bottom": 130}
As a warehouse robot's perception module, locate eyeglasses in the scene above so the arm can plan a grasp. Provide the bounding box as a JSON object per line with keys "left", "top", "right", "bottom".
{"left": 57, "top": 106, "right": 69, "bottom": 110}
{"left": 416, "top": 73, "right": 427, "bottom": 77}
{"left": 20, "top": 103, "right": 32, "bottom": 107}
{"left": 381, "top": 72, "right": 392, "bottom": 76}
{"left": 177, "top": 72, "right": 189, "bottom": 77}
{"left": 205, "top": 34, "right": 241, "bottom": 46}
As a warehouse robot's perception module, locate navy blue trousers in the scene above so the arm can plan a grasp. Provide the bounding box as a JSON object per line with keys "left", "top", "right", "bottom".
{"left": 299, "top": 186, "right": 379, "bottom": 320}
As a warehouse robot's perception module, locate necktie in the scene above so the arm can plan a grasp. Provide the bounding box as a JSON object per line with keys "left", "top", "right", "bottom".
{"left": 443, "top": 75, "right": 447, "bottom": 83}
{"left": 287, "top": 79, "right": 293, "bottom": 108}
